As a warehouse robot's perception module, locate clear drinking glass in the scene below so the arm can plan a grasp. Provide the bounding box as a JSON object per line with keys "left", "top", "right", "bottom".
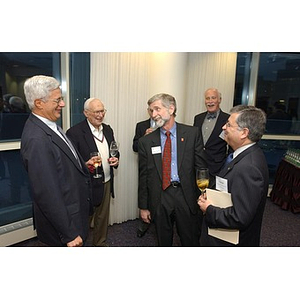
{"left": 110, "top": 141, "right": 119, "bottom": 157}
{"left": 90, "top": 152, "right": 102, "bottom": 178}
{"left": 196, "top": 168, "right": 209, "bottom": 194}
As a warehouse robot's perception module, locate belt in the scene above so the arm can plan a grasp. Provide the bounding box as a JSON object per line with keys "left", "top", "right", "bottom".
{"left": 170, "top": 181, "right": 181, "bottom": 188}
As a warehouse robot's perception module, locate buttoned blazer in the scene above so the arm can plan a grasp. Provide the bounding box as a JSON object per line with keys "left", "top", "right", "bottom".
{"left": 193, "top": 110, "right": 230, "bottom": 176}
{"left": 132, "top": 118, "right": 151, "bottom": 153}
{"left": 138, "top": 122, "right": 207, "bottom": 219}
{"left": 66, "top": 119, "right": 119, "bottom": 205}
{"left": 200, "top": 144, "right": 269, "bottom": 246}
{"left": 20, "top": 114, "right": 91, "bottom": 246}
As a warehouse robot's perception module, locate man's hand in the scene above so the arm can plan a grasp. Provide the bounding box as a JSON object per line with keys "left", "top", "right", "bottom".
{"left": 140, "top": 209, "right": 151, "bottom": 223}
{"left": 108, "top": 157, "right": 119, "bottom": 167}
{"left": 67, "top": 235, "right": 83, "bottom": 247}
{"left": 197, "top": 193, "right": 212, "bottom": 213}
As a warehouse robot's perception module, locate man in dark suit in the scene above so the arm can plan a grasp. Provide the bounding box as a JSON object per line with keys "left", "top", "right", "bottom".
{"left": 138, "top": 93, "right": 207, "bottom": 246}
{"left": 198, "top": 105, "right": 269, "bottom": 246}
{"left": 20, "top": 75, "right": 92, "bottom": 247}
{"left": 132, "top": 110, "right": 157, "bottom": 237}
{"left": 67, "top": 98, "right": 119, "bottom": 247}
{"left": 193, "top": 88, "right": 231, "bottom": 187}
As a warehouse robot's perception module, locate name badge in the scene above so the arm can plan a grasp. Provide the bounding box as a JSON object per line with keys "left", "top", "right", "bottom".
{"left": 216, "top": 175, "right": 228, "bottom": 193}
{"left": 151, "top": 146, "right": 161, "bottom": 155}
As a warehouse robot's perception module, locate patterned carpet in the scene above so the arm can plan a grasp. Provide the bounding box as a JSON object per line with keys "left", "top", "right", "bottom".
{"left": 11, "top": 198, "right": 300, "bottom": 247}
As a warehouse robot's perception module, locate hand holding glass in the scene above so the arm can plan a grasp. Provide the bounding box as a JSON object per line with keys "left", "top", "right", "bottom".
{"left": 90, "top": 152, "right": 102, "bottom": 179}
{"left": 196, "top": 168, "right": 209, "bottom": 194}
{"left": 110, "top": 141, "right": 119, "bottom": 157}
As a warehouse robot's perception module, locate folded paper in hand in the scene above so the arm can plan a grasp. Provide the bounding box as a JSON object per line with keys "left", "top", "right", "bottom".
{"left": 206, "top": 188, "right": 239, "bottom": 245}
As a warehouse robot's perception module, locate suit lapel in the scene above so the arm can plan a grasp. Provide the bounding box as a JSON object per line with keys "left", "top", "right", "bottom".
{"left": 206, "top": 110, "right": 226, "bottom": 145}
{"left": 176, "top": 123, "right": 186, "bottom": 170}
{"left": 218, "top": 144, "right": 258, "bottom": 178}
{"left": 150, "top": 129, "right": 163, "bottom": 180}
{"left": 82, "top": 120, "right": 98, "bottom": 152}
{"left": 30, "top": 115, "right": 84, "bottom": 173}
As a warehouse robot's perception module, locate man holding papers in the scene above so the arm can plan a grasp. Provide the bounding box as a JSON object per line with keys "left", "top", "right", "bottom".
{"left": 198, "top": 105, "right": 269, "bottom": 246}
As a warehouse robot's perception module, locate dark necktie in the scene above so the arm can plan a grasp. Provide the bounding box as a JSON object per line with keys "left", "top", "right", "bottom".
{"left": 57, "top": 125, "right": 82, "bottom": 168}
{"left": 162, "top": 131, "right": 171, "bottom": 190}
{"left": 223, "top": 153, "right": 233, "bottom": 169}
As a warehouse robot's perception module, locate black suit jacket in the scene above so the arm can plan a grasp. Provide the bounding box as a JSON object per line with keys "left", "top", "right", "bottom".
{"left": 200, "top": 144, "right": 269, "bottom": 246}
{"left": 132, "top": 118, "right": 151, "bottom": 152}
{"left": 20, "top": 114, "right": 91, "bottom": 246}
{"left": 193, "top": 110, "right": 230, "bottom": 177}
{"left": 66, "top": 119, "right": 119, "bottom": 206}
{"left": 138, "top": 122, "right": 207, "bottom": 219}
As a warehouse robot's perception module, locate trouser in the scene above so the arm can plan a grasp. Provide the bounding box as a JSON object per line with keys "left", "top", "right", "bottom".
{"left": 92, "top": 180, "right": 111, "bottom": 246}
{"left": 154, "top": 185, "right": 200, "bottom": 247}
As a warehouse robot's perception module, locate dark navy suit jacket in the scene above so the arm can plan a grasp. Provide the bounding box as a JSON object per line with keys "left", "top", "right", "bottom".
{"left": 200, "top": 144, "right": 269, "bottom": 246}
{"left": 21, "top": 114, "right": 91, "bottom": 246}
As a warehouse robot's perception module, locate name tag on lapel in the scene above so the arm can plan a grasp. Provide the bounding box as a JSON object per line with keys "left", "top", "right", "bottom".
{"left": 151, "top": 146, "right": 161, "bottom": 155}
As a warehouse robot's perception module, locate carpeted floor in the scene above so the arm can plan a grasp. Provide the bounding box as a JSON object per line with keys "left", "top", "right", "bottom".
{"left": 11, "top": 197, "right": 300, "bottom": 247}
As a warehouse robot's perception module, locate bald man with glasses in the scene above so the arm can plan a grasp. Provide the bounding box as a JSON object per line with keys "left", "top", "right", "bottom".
{"left": 67, "top": 98, "right": 119, "bottom": 247}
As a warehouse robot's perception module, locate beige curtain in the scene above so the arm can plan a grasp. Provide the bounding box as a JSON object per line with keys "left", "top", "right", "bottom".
{"left": 185, "top": 52, "right": 237, "bottom": 125}
{"left": 90, "top": 52, "right": 237, "bottom": 225}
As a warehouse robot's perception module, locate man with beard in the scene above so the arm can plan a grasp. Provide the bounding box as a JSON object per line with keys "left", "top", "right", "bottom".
{"left": 138, "top": 93, "right": 207, "bottom": 246}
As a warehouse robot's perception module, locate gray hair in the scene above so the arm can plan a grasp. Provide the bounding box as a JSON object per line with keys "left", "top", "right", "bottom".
{"left": 230, "top": 105, "right": 266, "bottom": 142}
{"left": 147, "top": 93, "right": 177, "bottom": 116}
{"left": 24, "top": 75, "right": 60, "bottom": 110}
{"left": 204, "top": 88, "right": 222, "bottom": 100}
{"left": 83, "top": 97, "right": 104, "bottom": 111}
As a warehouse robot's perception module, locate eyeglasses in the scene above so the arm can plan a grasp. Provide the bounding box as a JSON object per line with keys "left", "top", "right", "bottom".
{"left": 51, "top": 97, "right": 64, "bottom": 104}
{"left": 225, "top": 121, "right": 241, "bottom": 129}
{"left": 89, "top": 109, "right": 107, "bottom": 115}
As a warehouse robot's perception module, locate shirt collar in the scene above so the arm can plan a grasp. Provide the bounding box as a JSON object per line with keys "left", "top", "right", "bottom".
{"left": 161, "top": 122, "right": 176, "bottom": 137}
{"left": 87, "top": 119, "right": 103, "bottom": 135}
{"left": 32, "top": 112, "right": 57, "bottom": 132}
{"left": 234, "top": 143, "right": 256, "bottom": 159}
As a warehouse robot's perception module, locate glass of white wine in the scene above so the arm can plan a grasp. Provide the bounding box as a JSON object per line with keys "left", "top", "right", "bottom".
{"left": 196, "top": 168, "right": 209, "bottom": 194}
{"left": 90, "top": 152, "right": 102, "bottom": 179}
{"left": 110, "top": 141, "right": 119, "bottom": 157}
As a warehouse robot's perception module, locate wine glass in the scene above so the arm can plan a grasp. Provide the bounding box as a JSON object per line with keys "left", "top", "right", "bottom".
{"left": 110, "top": 141, "right": 119, "bottom": 157}
{"left": 90, "top": 152, "right": 102, "bottom": 179}
{"left": 196, "top": 168, "right": 209, "bottom": 194}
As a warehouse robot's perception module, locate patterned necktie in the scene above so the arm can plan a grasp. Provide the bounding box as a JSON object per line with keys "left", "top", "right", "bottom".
{"left": 162, "top": 131, "right": 171, "bottom": 190}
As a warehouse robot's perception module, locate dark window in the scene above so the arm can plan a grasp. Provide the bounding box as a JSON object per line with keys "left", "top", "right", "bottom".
{"left": 234, "top": 52, "right": 300, "bottom": 185}
{"left": 0, "top": 52, "right": 60, "bottom": 227}
{"left": 69, "top": 52, "right": 90, "bottom": 126}
{"left": 0, "top": 52, "right": 61, "bottom": 141}
{"left": 256, "top": 52, "right": 300, "bottom": 135}
{"left": 0, "top": 150, "right": 32, "bottom": 227}
{"left": 233, "top": 52, "right": 252, "bottom": 106}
